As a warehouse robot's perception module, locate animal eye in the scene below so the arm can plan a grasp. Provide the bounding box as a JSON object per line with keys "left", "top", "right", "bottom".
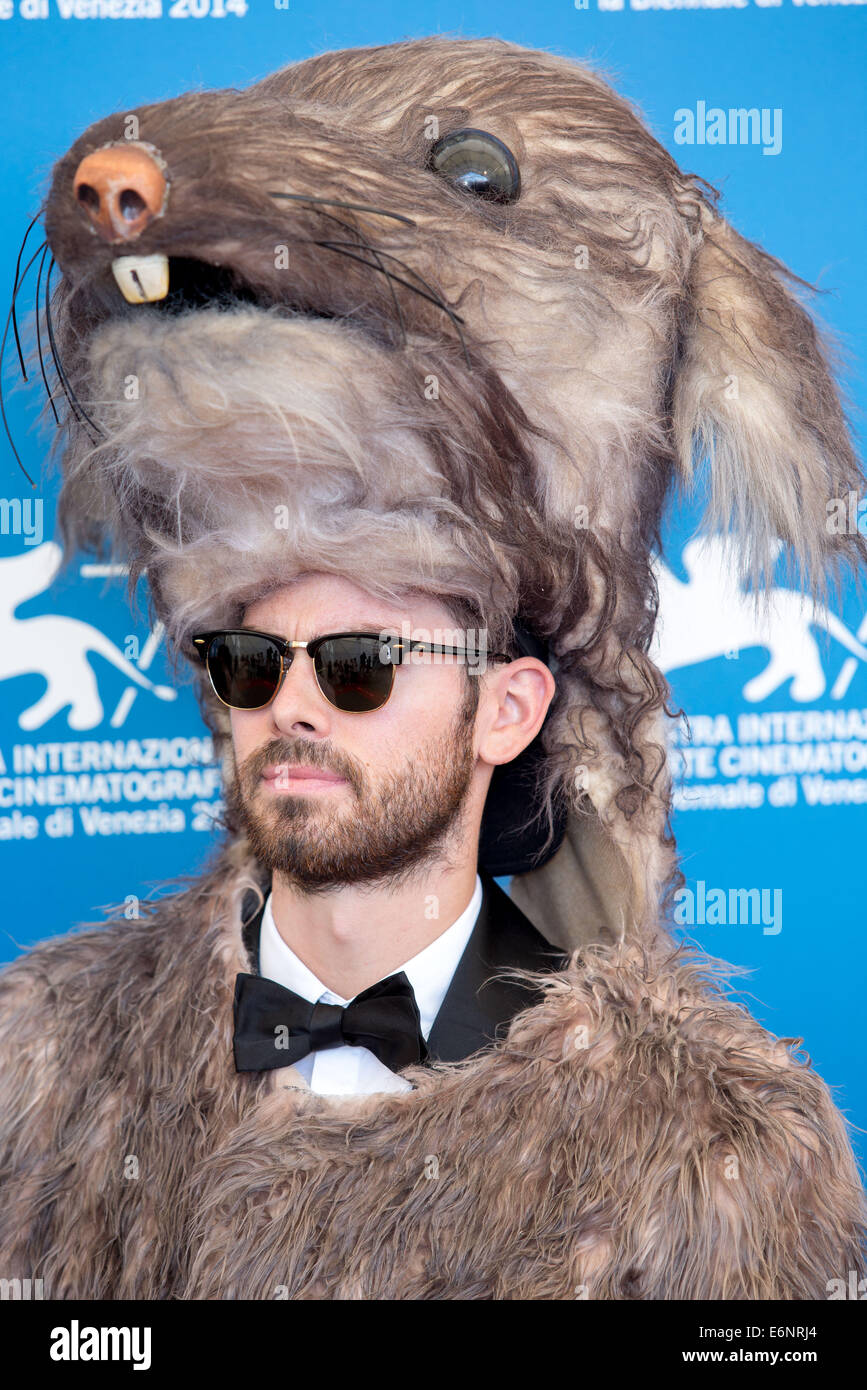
{"left": 427, "top": 128, "right": 520, "bottom": 204}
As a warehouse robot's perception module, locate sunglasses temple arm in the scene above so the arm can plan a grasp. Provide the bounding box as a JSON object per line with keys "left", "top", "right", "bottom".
{"left": 399, "top": 642, "right": 512, "bottom": 661}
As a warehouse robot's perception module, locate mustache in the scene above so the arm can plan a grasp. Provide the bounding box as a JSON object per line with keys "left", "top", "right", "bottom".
{"left": 238, "top": 738, "right": 365, "bottom": 797}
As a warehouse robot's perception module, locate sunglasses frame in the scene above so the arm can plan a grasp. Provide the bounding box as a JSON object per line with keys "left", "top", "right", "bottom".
{"left": 191, "top": 628, "right": 513, "bottom": 713}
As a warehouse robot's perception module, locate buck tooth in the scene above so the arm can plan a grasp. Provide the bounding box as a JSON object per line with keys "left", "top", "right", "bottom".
{"left": 111, "top": 254, "right": 170, "bottom": 304}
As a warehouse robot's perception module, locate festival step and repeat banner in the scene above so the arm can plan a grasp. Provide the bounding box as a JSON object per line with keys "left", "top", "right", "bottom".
{"left": 1, "top": 2, "right": 865, "bottom": 1163}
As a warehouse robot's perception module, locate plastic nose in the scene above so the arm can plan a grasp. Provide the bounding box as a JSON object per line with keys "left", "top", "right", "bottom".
{"left": 73, "top": 143, "right": 167, "bottom": 244}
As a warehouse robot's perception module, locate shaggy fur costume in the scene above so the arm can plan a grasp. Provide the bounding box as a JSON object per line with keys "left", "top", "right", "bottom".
{"left": 1, "top": 835, "right": 864, "bottom": 1300}
{"left": 2, "top": 35, "right": 864, "bottom": 1298}
{"left": 38, "top": 35, "right": 867, "bottom": 936}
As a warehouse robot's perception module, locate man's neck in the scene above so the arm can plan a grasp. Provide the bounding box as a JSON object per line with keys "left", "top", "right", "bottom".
{"left": 268, "top": 858, "right": 480, "bottom": 1000}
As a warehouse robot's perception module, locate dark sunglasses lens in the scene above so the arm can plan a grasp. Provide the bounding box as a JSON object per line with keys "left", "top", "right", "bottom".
{"left": 207, "top": 633, "right": 283, "bottom": 709}
{"left": 315, "top": 637, "right": 394, "bottom": 712}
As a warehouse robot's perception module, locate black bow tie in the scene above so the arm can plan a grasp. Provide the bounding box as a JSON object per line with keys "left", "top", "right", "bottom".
{"left": 233, "top": 970, "right": 429, "bottom": 1074}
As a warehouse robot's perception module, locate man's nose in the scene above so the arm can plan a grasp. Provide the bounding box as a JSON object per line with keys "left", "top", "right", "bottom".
{"left": 269, "top": 654, "right": 331, "bottom": 733}
{"left": 73, "top": 143, "right": 167, "bottom": 244}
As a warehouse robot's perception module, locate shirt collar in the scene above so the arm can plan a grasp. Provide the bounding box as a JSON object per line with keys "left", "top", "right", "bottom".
{"left": 258, "top": 875, "right": 484, "bottom": 1041}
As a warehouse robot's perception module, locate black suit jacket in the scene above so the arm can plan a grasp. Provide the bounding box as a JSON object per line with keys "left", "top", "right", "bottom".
{"left": 239, "top": 874, "right": 569, "bottom": 1067}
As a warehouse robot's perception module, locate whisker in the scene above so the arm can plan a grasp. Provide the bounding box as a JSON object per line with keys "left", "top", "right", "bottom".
{"left": 34, "top": 246, "right": 60, "bottom": 426}
{"left": 1, "top": 237, "right": 51, "bottom": 486}
{"left": 292, "top": 202, "right": 470, "bottom": 366}
{"left": 291, "top": 204, "right": 408, "bottom": 347}
{"left": 45, "top": 257, "right": 103, "bottom": 441}
{"left": 311, "top": 240, "right": 472, "bottom": 369}
{"left": 44, "top": 260, "right": 85, "bottom": 431}
{"left": 2, "top": 241, "right": 48, "bottom": 384}
{"left": 276, "top": 200, "right": 466, "bottom": 343}
{"left": 273, "top": 198, "right": 468, "bottom": 358}
{"left": 394, "top": 262, "right": 472, "bottom": 369}
{"left": 315, "top": 236, "right": 465, "bottom": 327}
{"left": 10, "top": 211, "right": 44, "bottom": 380}
{"left": 267, "top": 192, "right": 416, "bottom": 228}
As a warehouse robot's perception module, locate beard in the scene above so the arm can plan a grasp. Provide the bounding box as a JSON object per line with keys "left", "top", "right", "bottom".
{"left": 224, "top": 677, "right": 480, "bottom": 893}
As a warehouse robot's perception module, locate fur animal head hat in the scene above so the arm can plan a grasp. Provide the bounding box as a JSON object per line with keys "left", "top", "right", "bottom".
{"left": 31, "top": 36, "right": 866, "bottom": 946}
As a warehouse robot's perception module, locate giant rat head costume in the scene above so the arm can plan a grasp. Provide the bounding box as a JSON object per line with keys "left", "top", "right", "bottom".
{"left": 27, "top": 34, "right": 867, "bottom": 948}
{"left": 3, "top": 35, "right": 866, "bottom": 1303}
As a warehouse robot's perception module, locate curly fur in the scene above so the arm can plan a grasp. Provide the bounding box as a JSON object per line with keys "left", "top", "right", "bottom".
{"left": 0, "top": 839, "right": 863, "bottom": 1299}
{"left": 6, "top": 35, "right": 865, "bottom": 1298}
{"left": 35, "top": 35, "right": 867, "bottom": 932}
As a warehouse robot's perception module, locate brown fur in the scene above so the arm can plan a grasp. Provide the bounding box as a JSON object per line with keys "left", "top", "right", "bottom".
{"left": 35, "top": 35, "right": 867, "bottom": 932}
{"left": 0, "top": 837, "right": 863, "bottom": 1299}
{"left": 4, "top": 36, "right": 864, "bottom": 1298}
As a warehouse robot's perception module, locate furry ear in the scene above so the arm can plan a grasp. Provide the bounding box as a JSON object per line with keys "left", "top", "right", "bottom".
{"left": 672, "top": 204, "right": 866, "bottom": 601}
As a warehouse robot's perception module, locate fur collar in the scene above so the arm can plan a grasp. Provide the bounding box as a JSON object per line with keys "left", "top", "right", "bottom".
{"left": 0, "top": 838, "right": 864, "bottom": 1299}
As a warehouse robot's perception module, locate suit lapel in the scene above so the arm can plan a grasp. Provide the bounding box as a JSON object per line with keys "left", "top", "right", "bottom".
{"left": 426, "top": 873, "right": 569, "bottom": 1064}
{"left": 240, "top": 891, "right": 266, "bottom": 975}
{"left": 237, "top": 873, "right": 568, "bottom": 1069}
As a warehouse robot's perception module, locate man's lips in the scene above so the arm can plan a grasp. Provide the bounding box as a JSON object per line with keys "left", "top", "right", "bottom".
{"left": 261, "top": 763, "right": 348, "bottom": 790}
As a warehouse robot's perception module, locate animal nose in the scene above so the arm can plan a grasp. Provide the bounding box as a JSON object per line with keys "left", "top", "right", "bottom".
{"left": 73, "top": 143, "right": 167, "bottom": 244}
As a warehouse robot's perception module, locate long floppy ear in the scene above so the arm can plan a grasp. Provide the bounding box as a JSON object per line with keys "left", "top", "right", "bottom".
{"left": 672, "top": 203, "right": 867, "bottom": 601}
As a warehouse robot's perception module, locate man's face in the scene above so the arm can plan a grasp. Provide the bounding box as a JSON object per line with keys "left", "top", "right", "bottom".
{"left": 224, "top": 574, "right": 484, "bottom": 892}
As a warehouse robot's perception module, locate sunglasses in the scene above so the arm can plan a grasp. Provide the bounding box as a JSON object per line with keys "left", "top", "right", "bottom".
{"left": 192, "top": 629, "right": 512, "bottom": 713}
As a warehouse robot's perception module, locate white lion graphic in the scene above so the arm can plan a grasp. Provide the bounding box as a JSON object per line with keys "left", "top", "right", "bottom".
{"left": 652, "top": 536, "right": 867, "bottom": 703}
{"left": 0, "top": 543, "right": 176, "bottom": 730}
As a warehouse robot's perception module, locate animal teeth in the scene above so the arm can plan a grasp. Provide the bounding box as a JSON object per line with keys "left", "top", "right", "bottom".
{"left": 111, "top": 254, "right": 169, "bottom": 304}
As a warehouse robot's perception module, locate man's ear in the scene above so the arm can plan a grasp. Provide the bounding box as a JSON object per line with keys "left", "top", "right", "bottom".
{"left": 479, "top": 659, "right": 556, "bottom": 765}
{"left": 672, "top": 204, "right": 867, "bottom": 601}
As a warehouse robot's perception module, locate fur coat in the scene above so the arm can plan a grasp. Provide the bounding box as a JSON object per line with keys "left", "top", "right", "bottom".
{"left": 1, "top": 836, "right": 864, "bottom": 1301}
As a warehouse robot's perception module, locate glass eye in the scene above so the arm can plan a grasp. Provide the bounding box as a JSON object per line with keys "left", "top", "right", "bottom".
{"left": 427, "top": 128, "right": 521, "bottom": 204}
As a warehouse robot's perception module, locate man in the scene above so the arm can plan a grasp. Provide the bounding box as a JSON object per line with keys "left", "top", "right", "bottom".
{"left": 219, "top": 570, "right": 562, "bottom": 1095}
{"left": 1, "top": 566, "right": 864, "bottom": 1299}
{"left": 5, "top": 34, "right": 866, "bottom": 1299}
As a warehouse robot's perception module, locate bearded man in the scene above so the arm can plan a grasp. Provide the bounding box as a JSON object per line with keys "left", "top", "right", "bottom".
{"left": 2, "top": 33, "right": 866, "bottom": 1300}
{"left": 1, "top": 565, "right": 864, "bottom": 1299}
{"left": 218, "top": 571, "right": 563, "bottom": 1096}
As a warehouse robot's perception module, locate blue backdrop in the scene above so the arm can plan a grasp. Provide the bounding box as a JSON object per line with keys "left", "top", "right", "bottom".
{"left": 1, "top": 1, "right": 865, "bottom": 1170}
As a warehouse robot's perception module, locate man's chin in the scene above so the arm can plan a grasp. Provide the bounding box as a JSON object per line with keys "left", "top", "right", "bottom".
{"left": 236, "top": 804, "right": 458, "bottom": 890}
{"left": 243, "top": 796, "right": 342, "bottom": 844}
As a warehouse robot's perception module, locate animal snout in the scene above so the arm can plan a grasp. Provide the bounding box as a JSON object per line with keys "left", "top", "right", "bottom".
{"left": 73, "top": 143, "right": 167, "bottom": 244}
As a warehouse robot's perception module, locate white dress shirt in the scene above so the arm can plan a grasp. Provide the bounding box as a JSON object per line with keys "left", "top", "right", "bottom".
{"left": 258, "top": 875, "right": 484, "bottom": 1096}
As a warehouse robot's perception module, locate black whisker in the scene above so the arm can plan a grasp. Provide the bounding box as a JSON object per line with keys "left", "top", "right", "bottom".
{"left": 34, "top": 247, "right": 60, "bottom": 426}
{"left": 318, "top": 236, "right": 468, "bottom": 342}
{"left": 311, "top": 240, "right": 472, "bottom": 369}
{"left": 1, "top": 237, "right": 51, "bottom": 486}
{"left": 366, "top": 250, "right": 469, "bottom": 369}
{"left": 267, "top": 192, "right": 416, "bottom": 228}
{"left": 10, "top": 211, "right": 44, "bottom": 380}
{"left": 290, "top": 204, "right": 409, "bottom": 348}
{"left": 45, "top": 257, "right": 103, "bottom": 441}
{"left": 272, "top": 197, "right": 469, "bottom": 362}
